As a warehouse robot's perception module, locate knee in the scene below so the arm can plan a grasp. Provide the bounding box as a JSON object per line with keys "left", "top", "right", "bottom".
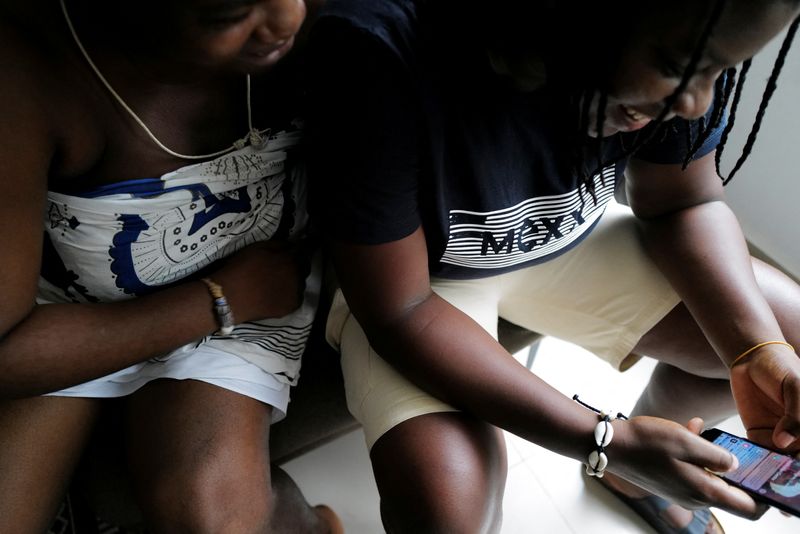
{"left": 373, "top": 414, "right": 507, "bottom": 534}
{"left": 380, "top": 494, "right": 504, "bottom": 534}
{"left": 143, "top": 463, "right": 273, "bottom": 533}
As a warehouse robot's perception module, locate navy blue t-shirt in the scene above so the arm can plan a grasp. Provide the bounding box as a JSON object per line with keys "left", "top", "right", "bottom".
{"left": 307, "top": 0, "right": 724, "bottom": 279}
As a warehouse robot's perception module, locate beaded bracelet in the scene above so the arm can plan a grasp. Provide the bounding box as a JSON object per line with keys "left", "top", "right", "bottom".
{"left": 729, "top": 341, "right": 795, "bottom": 369}
{"left": 201, "top": 278, "right": 235, "bottom": 335}
{"left": 573, "top": 395, "right": 629, "bottom": 478}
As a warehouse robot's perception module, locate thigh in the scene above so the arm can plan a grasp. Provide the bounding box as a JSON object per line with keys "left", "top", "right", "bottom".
{"left": 0, "top": 395, "right": 100, "bottom": 534}
{"left": 636, "top": 257, "right": 800, "bottom": 379}
{"left": 335, "top": 304, "right": 458, "bottom": 450}
{"left": 429, "top": 276, "right": 503, "bottom": 339}
{"left": 498, "top": 201, "right": 680, "bottom": 370}
{"left": 371, "top": 412, "right": 507, "bottom": 534}
{"left": 125, "top": 379, "right": 274, "bottom": 529}
{"left": 327, "top": 277, "right": 503, "bottom": 451}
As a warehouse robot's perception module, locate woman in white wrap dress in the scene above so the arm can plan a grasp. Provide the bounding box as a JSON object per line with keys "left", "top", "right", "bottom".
{"left": 0, "top": 0, "right": 342, "bottom": 532}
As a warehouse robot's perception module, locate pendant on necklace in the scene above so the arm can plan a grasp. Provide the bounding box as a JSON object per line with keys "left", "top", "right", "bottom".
{"left": 248, "top": 129, "right": 266, "bottom": 148}
{"left": 232, "top": 128, "right": 268, "bottom": 151}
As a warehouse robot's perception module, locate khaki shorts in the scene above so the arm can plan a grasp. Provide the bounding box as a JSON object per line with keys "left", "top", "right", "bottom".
{"left": 325, "top": 202, "right": 681, "bottom": 449}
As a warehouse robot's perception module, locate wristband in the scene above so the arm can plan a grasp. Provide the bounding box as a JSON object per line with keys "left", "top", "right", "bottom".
{"left": 573, "top": 395, "right": 628, "bottom": 478}
{"left": 201, "top": 278, "right": 235, "bottom": 335}
{"left": 586, "top": 412, "right": 616, "bottom": 478}
{"left": 729, "top": 341, "right": 794, "bottom": 369}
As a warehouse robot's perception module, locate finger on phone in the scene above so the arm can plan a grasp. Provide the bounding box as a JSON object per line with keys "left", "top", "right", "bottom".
{"left": 774, "top": 380, "right": 800, "bottom": 449}
{"left": 685, "top": 417, "right": 705, "bottom": 435}
{"left": 680, "top": 434, "right": 739, "bottom": 474}
{"left": 701, "top": 472, "right": 765, "bottom": 520}
{"left": 745, "top": 427, "right": 777, "bottom": 449}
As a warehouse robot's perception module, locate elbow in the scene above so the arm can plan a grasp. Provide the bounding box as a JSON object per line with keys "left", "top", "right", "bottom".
{"left": 353, "top": 289, "right": 435, "bottom": 338}
{"left": 0, "top": 375, "right": 33, "bottom": 401}
{"left": 0, "top": 374, "right": 53, "bottom": 401}
{"left": 336, "top": 289, "right": 433, "bottom": 362}
{"left": 0, "top": 343, "right": 48, "bottom": 400}
{"left": 0, "top": 358, "right": 26, "bottom": 400}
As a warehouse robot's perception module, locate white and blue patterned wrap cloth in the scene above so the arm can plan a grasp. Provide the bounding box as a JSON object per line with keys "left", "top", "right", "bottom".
{"left": 38, "top": 126, "right": 319, "bottom": 388}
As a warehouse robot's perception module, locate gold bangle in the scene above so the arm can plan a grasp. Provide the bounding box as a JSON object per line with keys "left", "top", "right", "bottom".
{"left": 729, "top": 341, "right": 795, "bottom": 369}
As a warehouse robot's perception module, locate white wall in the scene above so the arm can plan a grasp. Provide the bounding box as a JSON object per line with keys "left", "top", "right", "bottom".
{"left": 721, "top": 26, "right": 800, "bottom": 278}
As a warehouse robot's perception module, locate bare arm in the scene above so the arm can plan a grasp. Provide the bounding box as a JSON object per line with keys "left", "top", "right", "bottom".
{"left": 331, "top": 228, "right": 601, "bottom": 459}
{"left": 627, "top": 152, "right": 800, "bottom": 449}
{"left": 309, "top": 16, "right": 758, "bottom": 513}
{"left": 627, "top": 153, "right": 784, "bottom": 361}
{"left": 329, "top": 228, "right": 757, "bottom": 514}
{"left": 0, "top": 43, "right": 303, "bottom": 398}
{"left": 0, "top": 248, "right": 303, "bottom": 397}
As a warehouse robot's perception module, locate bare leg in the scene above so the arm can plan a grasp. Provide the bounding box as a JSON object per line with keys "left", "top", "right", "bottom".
{"left": 632, "top": 362, "right": 735, "bottom": 425}
{"left": 602, "top": 258, "right": 800, "bottom": 531}
{"left": 370, "top": 412, "right": 507, "bottom": 534}
{"left": 126, "top": 379, "right": 339, "bottom": 534}
{"left": 634, "top": 258, "right": 800, "bottom": 414}
{"left": 0, "top": 396, "right": 100, "bottom": 534}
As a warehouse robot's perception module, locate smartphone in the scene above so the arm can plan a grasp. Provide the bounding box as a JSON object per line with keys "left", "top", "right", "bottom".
{"left": 701, "top": 427, "right": 800, "bottom": 518}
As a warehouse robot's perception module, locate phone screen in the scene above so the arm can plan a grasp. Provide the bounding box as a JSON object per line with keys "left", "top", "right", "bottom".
{"left": 704, "top": 429, "right": 800, "bottom": 516}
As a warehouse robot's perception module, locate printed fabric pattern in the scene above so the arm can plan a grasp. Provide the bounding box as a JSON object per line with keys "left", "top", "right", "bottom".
{"left": 38, "top": 127, "right": 317, "bottom": 385}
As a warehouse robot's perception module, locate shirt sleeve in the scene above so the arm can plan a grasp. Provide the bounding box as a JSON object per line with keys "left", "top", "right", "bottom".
{"left": 631, "top": 101, "right": 728, "bottom": 165}
{"left": 306, "top": 18, "right": 424, "bottom": 245}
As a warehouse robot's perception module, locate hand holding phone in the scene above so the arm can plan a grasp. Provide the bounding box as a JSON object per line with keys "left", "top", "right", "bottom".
{"left": 702, "top": 428, "right": 800, "bottom": 518}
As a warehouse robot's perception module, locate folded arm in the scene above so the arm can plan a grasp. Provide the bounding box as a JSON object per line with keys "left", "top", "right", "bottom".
{"left": 0, "top": 47, "right": 303, "bottom": 398}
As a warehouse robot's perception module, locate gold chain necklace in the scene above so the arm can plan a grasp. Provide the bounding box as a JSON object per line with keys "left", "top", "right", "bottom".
{"left": 60, "top": 0, "right": 268, "bottom": 160}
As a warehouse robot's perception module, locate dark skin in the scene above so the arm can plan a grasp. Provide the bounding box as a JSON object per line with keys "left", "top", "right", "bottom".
{"left": 327, "top": 1, "right": 800, "bottom": 531}
{"left": 0, "top": 0, "right": 338, "bottom": 532}
{"left": 0, "top": 0, "right": 309, "bottom": 393}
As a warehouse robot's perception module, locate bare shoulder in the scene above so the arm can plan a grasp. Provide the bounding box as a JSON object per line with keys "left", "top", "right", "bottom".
{"left": 0, "top": 8, "right": 57, "bottom": 173}
{"left": 0, "top": 9, "right": 53, "bottom": 110}
{"left": 0, "top": 3, "right": 72, "bottom": 330}
{"left": 0, "top": 1, "right": 102, "bottom": 181}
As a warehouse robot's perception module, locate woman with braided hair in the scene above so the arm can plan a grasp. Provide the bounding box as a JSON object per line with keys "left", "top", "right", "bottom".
{"left": 307, "top": 0, "right": 800, "bottom": 532}
{"left": 0, "top": 0, "right": 344, "bottom": 532}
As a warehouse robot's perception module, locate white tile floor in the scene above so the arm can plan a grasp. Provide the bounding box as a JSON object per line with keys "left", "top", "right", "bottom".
{"left": 283, "top": 337, "right": 800, "bottom": 533}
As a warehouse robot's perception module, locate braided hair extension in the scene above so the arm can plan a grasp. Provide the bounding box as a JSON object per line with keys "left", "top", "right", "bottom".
{"left": 489, "top": 0, "right": 800, "bottom": 195}
{"left": 681, "top": 66, "right": 738, "bottom": 168}
{"left": 571, "top": 90, "right": 610, "bottom": 204}
{"left": 594, "top": 91, "right": 609, "bottom": 188}
{"left": 718, "top": 14, "right": 800, "bottom": 184}
{"left": 683, "top": 114, "right": 702, "bottom": 167}
{"left": 715, "top": 68, "right": 739, "bottom": 130}
{"left": 582, "top": 1, "right": 800, "bottom": 192}
{"left": 578, "top": 0, "right": 729, "bottom": 194}
{"left": 714, "top": 58, "right": 752, "bottom": 177}
{"left": 576, "top": 91, "right": 597, "bottom": 203}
